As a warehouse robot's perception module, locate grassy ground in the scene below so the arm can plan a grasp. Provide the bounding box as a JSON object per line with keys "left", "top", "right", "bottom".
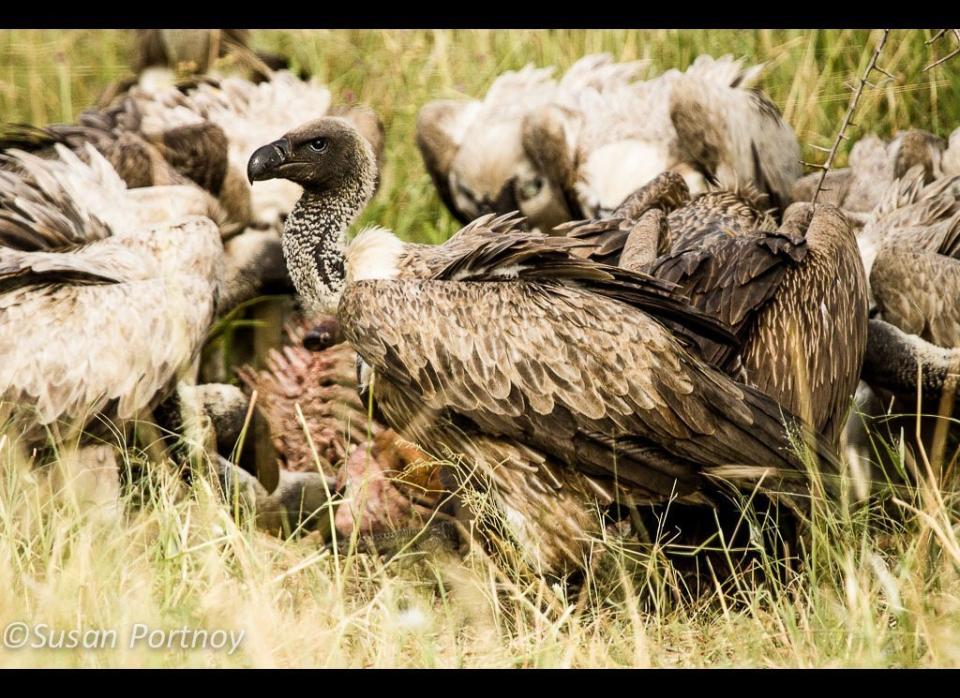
{"left": 1, "top": 29, "right": 959, "bottom": 667}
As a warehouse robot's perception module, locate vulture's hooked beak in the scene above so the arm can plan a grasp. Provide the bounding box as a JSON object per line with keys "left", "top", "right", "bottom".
{"left": 247, "top": 139, "right": 288, "bottom": 183}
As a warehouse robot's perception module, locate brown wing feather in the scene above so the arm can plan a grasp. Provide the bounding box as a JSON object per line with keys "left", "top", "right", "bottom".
{"left": 0, "top": 161, "right": 112, "bottom": 251}
{"left": 665, "top": 190, "right": 776, "bottom": 250}
{"left": 872, "top": 245, "right": 960, "bottom": 348}
{"left": 648, "top": 229, "right": 808, "bottom": 370}
{"left": 341, "top": 277, "right": 842, "bottom": 504}
{"left": 431, "top": 228, "right": 738, "bottom": 353}
{"left": 156, "top": 121, "right": 229, "bottom": 194}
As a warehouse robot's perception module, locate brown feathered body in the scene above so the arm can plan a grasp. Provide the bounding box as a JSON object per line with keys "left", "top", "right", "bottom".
{"left": 338, "top": 223, "right": 843, "bottom": 572}
{"left": 864, "top": 172, "right": 960, "bottom": 348}
{"left": 739, "top": 205, "right": 868, "bottom": 445}
{"left": 250, "top": 116, "right": 841, "bottom": 575}
{"left": 561, "top": 173, "right": 868, "bottom": 448}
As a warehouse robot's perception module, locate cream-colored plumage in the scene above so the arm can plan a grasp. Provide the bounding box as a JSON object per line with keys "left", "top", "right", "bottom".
{"left": 0, "top": 144, "right": 222, "bottom": 445}
{"left": 123, "top": 71, "right": 331, "bottom": 226}
{"left": 417, "top": 53, "right": 799, "bottom": 231}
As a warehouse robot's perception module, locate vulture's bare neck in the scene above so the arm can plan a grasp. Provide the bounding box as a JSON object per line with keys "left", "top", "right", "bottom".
{"left": 282, "top": 174, "right": 374, "bottom": 315}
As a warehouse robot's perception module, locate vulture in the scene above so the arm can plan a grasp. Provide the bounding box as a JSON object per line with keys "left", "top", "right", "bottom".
{"left": 784, "top": 126, "right": 960, "bottom": 472}
{"left": 861, "top": 170, "right": 960, "bottom": 337}
{"left": 0, "top": 140, "right": 293, "bottom": 488}
{"left": 0, "top": 118, "right": 296, "bottom": 320}
{"left": 854, "top": 168, "right": 960, "bottom": 454}
{"left": 0, "top": 100, "right": 246, "bottom": 236}
{"left": 791, "top": 127, "right": 960, "bottom": 228}
{"left": 557, "top": 171, "right": 870, "bottom": 448}
{"left": 416, "top": 53, "right": 800, "bottom": 233}
{"left": 792, "top": 131, "right": 960, "bottom": 467}
{"left": 2, "top": 66, "right": 386, "bottom": 238}
{"left": 0, "top": 144, "right": 223, "bottom": 454}
{"left": 247, "top": 116, "right": 842, "bottom": 574}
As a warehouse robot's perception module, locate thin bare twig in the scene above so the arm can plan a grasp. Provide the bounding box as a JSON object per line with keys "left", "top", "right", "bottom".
{"left": 811, "top": 29, "right": 891, "bottom": 207}
{"left": 922, "top": 29, "right": 960, "bottom": 71}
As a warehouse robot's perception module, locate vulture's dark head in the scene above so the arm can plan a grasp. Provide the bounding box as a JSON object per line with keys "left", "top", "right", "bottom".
{"left": 247, "top": 117, "right": 376, "bottom": 195}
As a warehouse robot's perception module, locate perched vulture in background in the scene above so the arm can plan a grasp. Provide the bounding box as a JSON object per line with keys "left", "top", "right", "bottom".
{"left": 416, "top": 53, "right": 800, "bottom": 233}
{"left": 791, "top": 127, "right": 960, "bottom": 225}
{"left": 132, "top": 29, "right": 304, "bottom": 84}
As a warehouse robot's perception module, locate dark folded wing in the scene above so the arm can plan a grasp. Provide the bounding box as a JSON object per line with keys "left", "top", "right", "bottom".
{"left": 649, "top": 230, "right": 808, "bottom": 369}
{"left": 341, "top": 276, "right": 841, "bottom": 502}
{"left": 432, "top": 228, "right": 738, "bottom": 352}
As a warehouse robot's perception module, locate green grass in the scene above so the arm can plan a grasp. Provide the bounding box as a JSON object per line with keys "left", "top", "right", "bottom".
{"left": 1, "top": 29, "right": 959, "bottom": 668}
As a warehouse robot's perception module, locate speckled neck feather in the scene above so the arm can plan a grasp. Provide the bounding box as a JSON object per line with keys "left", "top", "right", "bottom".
{"left": 281, "top": 163, "right": 375, "bottom": 315}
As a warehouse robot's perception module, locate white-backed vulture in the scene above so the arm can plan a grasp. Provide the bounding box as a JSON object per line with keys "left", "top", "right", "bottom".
{"left": 247, "top": 116, "right": 841, "bottom": 574}
{"left": 0, "top": 144, "right": 223, "bottom": 448}
{"left": 791, "top": 128, "right": 958, "bottom": 223}
{"left": 416, "top": 53, "right": 800, "bottom": 232}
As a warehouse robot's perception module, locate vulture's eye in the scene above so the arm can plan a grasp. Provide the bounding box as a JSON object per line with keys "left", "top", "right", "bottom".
{"left": 518, "top": 176, "right": 544, "bottom": 200}
{"left": 309, "top": 138, "right": 329, "bottom": 153}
